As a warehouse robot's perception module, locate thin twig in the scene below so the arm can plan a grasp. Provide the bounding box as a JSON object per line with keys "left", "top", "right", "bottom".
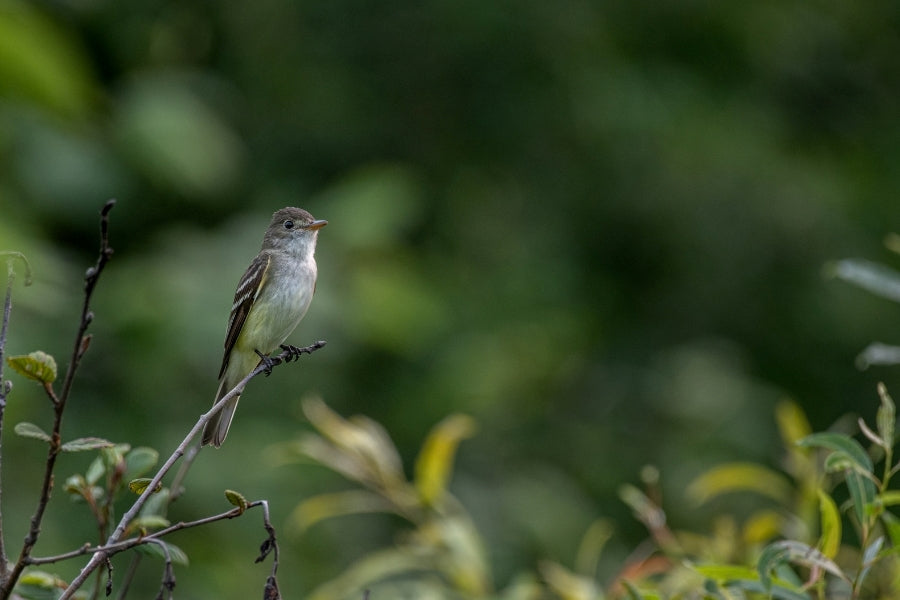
{"left": 146, "top": 539, "right": 175, "bottom": 600}
{"left": 255, "top": 500, "right": 281, "bottom": 600}
{"left": 59, "top": 341, "right": 325, "bottom": 599}
{"left": 0, "top": 252, "right": 31, "bottom": 580}
{"left": 30, "top": 500, "right": 271, "bottom": 566}
{"left": 0, "top": 202, "right": 116, "bottom": 600}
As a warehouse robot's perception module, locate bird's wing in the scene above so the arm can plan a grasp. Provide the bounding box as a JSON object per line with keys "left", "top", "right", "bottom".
{"left": 219, "top": 252, "right": 271, "bottom": 379}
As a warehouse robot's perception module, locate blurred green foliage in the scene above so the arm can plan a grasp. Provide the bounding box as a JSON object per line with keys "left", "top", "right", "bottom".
{"left": 2, "top": 0, "right": 900, "bottom": 597}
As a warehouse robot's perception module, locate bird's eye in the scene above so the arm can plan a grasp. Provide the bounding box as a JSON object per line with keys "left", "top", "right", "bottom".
{"left": 283, "top": 220, "right": 294, "bottom": 230}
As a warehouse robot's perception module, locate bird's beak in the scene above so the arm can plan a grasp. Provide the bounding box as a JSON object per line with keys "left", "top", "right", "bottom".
{"left": 306, "top": 219, "right": 328, "bottom": 231}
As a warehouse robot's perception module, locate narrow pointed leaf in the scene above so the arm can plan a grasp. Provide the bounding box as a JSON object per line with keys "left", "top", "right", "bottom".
{"left": 758, "top": 540, "right": 848, "bottom": 588}
{"left": 797, "top": 433, "right": 873, "bottom": 471}
{"left": 686, "top": 463, "right": 792, "bottom": 505}
{"left": 7, "top": 351, "right": 57, "bottom": 384}
{"left": 693, "top": 563, "right": 808, "bottom": 599}
{"left": 816, "top": 489, "right": 841, "bottom": 558}
{"left": 14, "top": 421, "right": 51, "bottom": 442}
{"left": 415, "top": 414, "right": 477, "bottom": 506}
{"left": 288, "top": 490, "right": 397, "bottom": 534}
{"left": 845, "top": 470, "right": 877, "bottom": 528}
{"left": 877, "top": 383, "right": 896, "bottom": 447}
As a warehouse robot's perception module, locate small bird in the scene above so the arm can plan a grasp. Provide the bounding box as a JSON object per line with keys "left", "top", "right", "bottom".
{"left": 202, "top": 207, "right": 327, "bottom": 447}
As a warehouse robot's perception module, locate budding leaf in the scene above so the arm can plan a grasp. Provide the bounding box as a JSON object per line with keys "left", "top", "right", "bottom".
{"left": 14, "top": 422, "right": 51, "bottom": 442}
{"left": 225, "top": 489, "right": 249, "bottom": 514}
{"left": 61, "top": 437, "right": 114, "bottom": 452}
{"left": 7, "top": 351, "right": 57, "bottom": 384}
{"left": 129, "top": 478, "right": 162, "bottom": 495}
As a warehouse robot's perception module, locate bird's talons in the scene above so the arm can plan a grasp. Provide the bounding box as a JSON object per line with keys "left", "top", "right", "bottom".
{"left": 255, "top": 349, "right": 277, "bottom": 376}
{"left": 279, "top": 344, "right": 303, "bottom": 362}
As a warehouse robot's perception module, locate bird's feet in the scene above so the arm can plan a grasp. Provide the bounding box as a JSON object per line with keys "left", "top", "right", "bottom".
{"left": 279, "top": 344, "right": 305, "bottom": 363}
{"left": 255, "top": 349, "right": 277, "bottom": 376}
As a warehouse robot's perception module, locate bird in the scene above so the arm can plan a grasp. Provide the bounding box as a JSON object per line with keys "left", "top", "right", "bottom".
{"left": 202, "top": 207, "right": 327, "bottom": 447}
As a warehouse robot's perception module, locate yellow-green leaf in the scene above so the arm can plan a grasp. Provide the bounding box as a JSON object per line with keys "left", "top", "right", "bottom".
{"left": 817, "top": 489, "right": 841, "bottom": 558}
{"left": 414, "top": 414, "right": 476, "bottom": 506}
{"left": 742, "top": 510, "right": 782, "bottom": 544}
{"left": 224, "top": 489, "right": 248, "bottom": 514}
{"left": 128, "top": 478, "right": 161, "bottom": 495}
{"left": 18, "top": 569, "right": 66, "bottom": 589}
{"left": 775, "top": 400, "right": 812, "bottom": 445}
{"left": 14, "top": 421, "right": 51, "bottom": 442}
{"left": 686, "top": 463, "right": 792, "bottom": 505}
{"left": 694, "top": 563, "right": 761, "bottom": 582}
{"left": 288, "top": 490, "right": 396, "bottom": 534}
{"left": 7, "top": 351, "right": 57, "bottom": 384}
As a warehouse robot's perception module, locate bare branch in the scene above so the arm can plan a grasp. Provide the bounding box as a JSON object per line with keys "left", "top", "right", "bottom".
{"left": 60, "top": 341, "right": 325, "bottom": 599}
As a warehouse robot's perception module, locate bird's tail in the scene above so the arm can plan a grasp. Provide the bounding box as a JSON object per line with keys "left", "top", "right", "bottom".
{"left": 201, "top": 377, "right": 241, "bottom": 448}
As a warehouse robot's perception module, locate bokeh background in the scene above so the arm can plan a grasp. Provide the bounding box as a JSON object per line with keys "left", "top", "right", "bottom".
{"left": 2, "top": 0, "right": 900, "bottom": 597}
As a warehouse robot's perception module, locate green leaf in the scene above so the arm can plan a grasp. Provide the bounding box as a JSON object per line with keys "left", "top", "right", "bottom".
{"left": 287, "top": 490, "right": 397, "bottom": 534}
{"left": 846, "top": 470, "right": 878, "bottom": 528}
{"left": 85, "top": 456, "right": 106, "bottom": 486}
{"left": 877, "top": 383, "right": 896, "bottom": 448}
{"left": 13, "top": 570, "right": 67, "bottom": 600}
{"left": 693, "top": 564, "right": 808, "bottom": 600}
{"left": 60, "top": 437, "right": 114, "bottom": 452}
{"left": 135, "top": 541, "right": 189, "bottom": 566}
{"left": 686, "top": 462, "right": 793, "bottom": 505}
{"left": 6, "top": 351, "right": 57, "bottom": 384}
{"left": 224, "top": 489, "right": 249, "bottom": 514}
{"left": 797, "top": 433, "right": 873, "bottom": 471}
{"left": 14, "top": 422, "right": 51, "bottom": 442}
{"left": 128, "top": 515, "right": 170, "bottom": 532}
{"left": 858, "top": 536, "right": 885, "bottom": 585}
{"left": 124, "top": 447, "right": 159, "bottom": 480}
{"left": 758, "top": 540, "right": 848, "bottom": 589}
{"left": 414, "top": 414, "right": 477, "bottom": 506}
{"left": 140, "top": 488, "right": 171, "bottom": 518}
{"left": 817, "top": 489, "right": 842, "bottom": 558}
{"left": 128, "top": 478, "right": 161, "bottom": 495}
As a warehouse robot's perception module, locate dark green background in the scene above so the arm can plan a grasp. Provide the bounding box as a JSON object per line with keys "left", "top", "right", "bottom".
{"left": 2, "top": 1, "right": 899, "bottom": 597}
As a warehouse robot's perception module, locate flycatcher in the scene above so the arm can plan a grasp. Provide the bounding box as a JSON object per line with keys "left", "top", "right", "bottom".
{"left": 202, "top": 207, "right": 327, "bottom": 447}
